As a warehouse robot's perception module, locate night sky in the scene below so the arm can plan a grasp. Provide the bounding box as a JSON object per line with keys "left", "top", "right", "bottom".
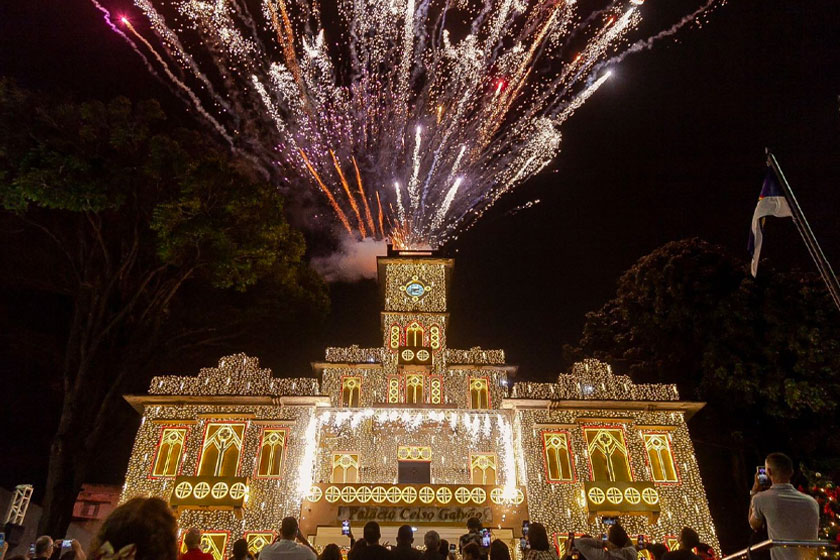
{"left": 2, "top": 0, "right": 839, "bottom": 549}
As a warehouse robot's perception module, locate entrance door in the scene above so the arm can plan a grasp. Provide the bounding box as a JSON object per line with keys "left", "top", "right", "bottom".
{"left": 398, "top": 461, "right": 431, "bottom": 483}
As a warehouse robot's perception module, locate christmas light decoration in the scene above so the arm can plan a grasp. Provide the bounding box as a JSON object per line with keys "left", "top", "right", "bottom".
{"left": 120, "top": 254, "right": 718, "bottom": 560}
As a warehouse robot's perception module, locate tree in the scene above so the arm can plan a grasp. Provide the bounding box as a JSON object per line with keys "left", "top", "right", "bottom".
{"left": 566, "top": 238, "right": 840, "bottom": 547}
{"left": 0, "top": 80, "right": 327, "bottom": 535}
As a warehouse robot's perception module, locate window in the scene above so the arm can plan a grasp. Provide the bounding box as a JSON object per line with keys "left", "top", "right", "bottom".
{"left": 542, "top": 431, "right": 575, "bottom": 482}
{"left": 151, "top": 427, "right": 187, "bottom": 477}
{"left": 256, "top": 428, "right": 287, "bottom": 478}
{"left": 341, "top": 376, "right": 361, "bottom": 407}
{"left": 389, "top": 325, "right": 401, "bottom": 349}
{"left": 429, "top": 375, "right": 443, "bottom": 405}
{"left": 331, "top": 453, "right": 360, "bottom": 483}
{"left": 387, "top": 374, "right": 403, "bottom": 404}
{"left": 406, "top": 322, "right": 424, "bottom": 347}
{"left": 398, "top": 446, "right": 431, "bottom": 484}
{"left": 644, "top": 433, "right": 679, "bottom": 483}
{"left": 429, "top": 325, "right": 441, "bottom": 350}
{"left": 197, "top": 423, "right": 246, "bottom": 477}
{"left": 406, "top": 373, "right": 425, "bottom": 404}
{"left": 583, "top": 427, "right": 632, "bottom": 482}
{"left": 470, "top": 454, "right": 497, "bottom": 485}
{"left": 244, "top": 533, "right": 275, "bottom": 555}
{"left": 469, "top": 377, "right": 490, "bottom": 409}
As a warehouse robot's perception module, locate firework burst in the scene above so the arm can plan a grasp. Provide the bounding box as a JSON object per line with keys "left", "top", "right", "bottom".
{"left": 98, "top": 0, "right": 718, "bottom": 249}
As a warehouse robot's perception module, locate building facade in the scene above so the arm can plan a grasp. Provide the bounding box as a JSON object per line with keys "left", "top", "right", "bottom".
{"left": 122, "top": 250, "right": 718, "bottom": 559}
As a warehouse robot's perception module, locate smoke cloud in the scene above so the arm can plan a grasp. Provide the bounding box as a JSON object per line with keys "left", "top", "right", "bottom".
{"left": 311, "top": 236, "right": 389, "bottom": 282}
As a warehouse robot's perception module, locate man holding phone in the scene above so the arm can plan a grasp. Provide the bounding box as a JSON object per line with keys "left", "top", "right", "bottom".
{"left": 749, "top": 453, "right": 818, "bottom": 560}
{"left": 260, "top": 518, "right": 316, "bottom": 560}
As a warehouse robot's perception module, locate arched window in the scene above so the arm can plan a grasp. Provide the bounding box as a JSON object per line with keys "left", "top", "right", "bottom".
{"left": 584, "top": 427, "right": 632, "bottom": 482}
{"left": 341, "top": 376, "right": 361, "bottom": 407}
{"left": 542, "top": 431, "right": 574, "bottom": 482}
{"left": 256, "top": 428, "right": 287, "bottom": 478}
{"left": 406, "top": 373, "right": 425, "bottom": 404}
{"left": 644, "top": 433, "right": 678, "bottom": 483}
{"left": 332, "top": 453, "right": 360, "bottom": 483}
{"left": 470, "top": 454, "right": 497, "bottom": 485}
{"left": 406, "top": 322, "right": 424, "bottom": 347}
{"left": 469, "top": 377, "right": 490, "bottom": 409}
{"left": 151, "top": 427, "right": 187, "bottom": 477}
{"left": 198, "top": 423, "right": 246, "bottom": 476}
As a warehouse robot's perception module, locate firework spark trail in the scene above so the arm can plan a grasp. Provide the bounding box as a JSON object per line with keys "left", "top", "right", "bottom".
{"left": 122, "top": 18, "right": 234, "bottom": 146}
{"left": 98, "top": 0, "right": 720, "bottom": 249}
{"left": 352, "top": 156, "right": 377, "bottom": 233}
{"left": 89, "top": 0, "right": 161, "bottom": 80}
{"left": 593, "top": 0, "right": 723, "bottom": 73}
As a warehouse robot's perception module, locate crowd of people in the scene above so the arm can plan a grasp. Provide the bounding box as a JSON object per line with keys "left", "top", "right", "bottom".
{"left": 0, "top": 454, "right": 821, "bottom": 560}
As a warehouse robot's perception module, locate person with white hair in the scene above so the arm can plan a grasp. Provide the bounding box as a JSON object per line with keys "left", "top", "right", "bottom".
{"left": 421, "top": 532, "right": 444, "bottom": 560}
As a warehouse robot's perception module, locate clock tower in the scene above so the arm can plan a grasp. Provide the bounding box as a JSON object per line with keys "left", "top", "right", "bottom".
{"left": 377, "top": 247, "right": 453, "bottom": 373}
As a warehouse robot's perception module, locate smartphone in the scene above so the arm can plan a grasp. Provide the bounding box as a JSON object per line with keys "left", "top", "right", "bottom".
{"left": 757, "top": 466, "right": 770, "bottom": 486}
{"left": 522, "top": 521, "right": 530, "bottom": 536}
{"left": 61, "top": 540, "right": 73, "bottom": 551}
{"left": 30, "top": 543, "right": 37, "bottom": 555}
{"left": 600, "top": 534, "right": 607, "bottom": 544}
{"left": 341, "top": 520, "right": 351, "bottom": 536}
{"left": 0, "top": 533, "right": 5, "bottom": 548}
{"left": 481, "top": 529, "right": 491, "bottom": 548}
{"left": 519, "top": 538, "right": 527, "bottom": 551}
{"left": 637, "top": 536, "right": 646, "bottom": 549}
{"left": 602, "top": 517, "right": 617, "bottom": 527}
{"left": 450, "top": 544, "right": 457, "bottom": 552}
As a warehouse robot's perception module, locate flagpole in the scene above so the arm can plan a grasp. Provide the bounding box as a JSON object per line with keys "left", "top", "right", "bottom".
{"left": 765, "top": 149, "right": 840, "bottom": 312}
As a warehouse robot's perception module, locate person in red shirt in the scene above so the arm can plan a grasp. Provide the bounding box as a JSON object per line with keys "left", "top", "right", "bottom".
{"left": 180, "top": 529, "right": 214, "bottom": 560}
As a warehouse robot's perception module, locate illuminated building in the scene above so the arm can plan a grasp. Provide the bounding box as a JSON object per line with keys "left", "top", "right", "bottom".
{"left": 122, "top": 249, "right": 719, "bottom": 560}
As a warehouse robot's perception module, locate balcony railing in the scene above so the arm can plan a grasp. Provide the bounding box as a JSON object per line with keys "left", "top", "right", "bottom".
{"left": 583, "top": 481, "right": 661, "bottom": 518}
{"left": 170, "top": 475, "right": 249, "bottom": 510}
{"left": 304, "top": 482, "right": 526, "bottom": 508}
{"left": 721, "top": 540, "right": 837, "bottom": 560}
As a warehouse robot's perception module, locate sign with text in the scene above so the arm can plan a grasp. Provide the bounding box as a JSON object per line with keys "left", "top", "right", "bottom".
{"left": 337, "top": 506, "right": 493, "bottom": 525}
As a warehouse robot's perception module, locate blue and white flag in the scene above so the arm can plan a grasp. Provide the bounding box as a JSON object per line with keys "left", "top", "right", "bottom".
{"left": 748, "top": 168, "right": 792, "bottom": 277}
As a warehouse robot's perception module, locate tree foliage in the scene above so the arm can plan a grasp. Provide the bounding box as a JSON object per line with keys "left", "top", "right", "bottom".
{"left": 0, "top": 79, "right": 327, "bottom": 535}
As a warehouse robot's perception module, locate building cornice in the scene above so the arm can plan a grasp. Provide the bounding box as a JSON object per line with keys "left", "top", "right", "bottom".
{"left": 500, "top": 398, "right": 705, "bottom": 419}
{"left": 122, "top": 394, "right": 330, "bottom": 413}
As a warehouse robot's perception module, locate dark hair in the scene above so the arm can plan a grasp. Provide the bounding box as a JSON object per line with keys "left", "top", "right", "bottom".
{"left": 467, "top": 518, "right": 482, "bottom": 531}
{"left": 463, "top": 544, "right": 482, "bottom": 559}
{"left": 490, "top": 540, "right": 511, "bottom": 560}
{"left": 679, "top": 528, "right": 700, "bottom": 551}
{"left": 88, "top": 497, "right": 178, "bottom": 560}
{"left": 320, "top": 544, "right": 342, "bottom": 560}
{"left": 232, "top": 539, "right": 249, "bottom": 560}
{"left": 649, "top": 544, "right": 668, "bottom": 560}
{"left": 34, "top": 537, "right": 53, "bottom": 557}
{"left": 766, "top": 453, "right": 794, "bottom": 478}
{"left": 364, "top": 522, "right": 381, "bottom": 543}
{"left": 528, "top": 523, "right": 550, "bottom": 552}
{"left": 398, "top": 526, "right": 414, "bottom": 543}
{"left": 281, "top": 517, "right": 298, "bottom": 540}
{"left": 607, "top": 524, "right": 630, "bottom": 548}
{"left": 439, "top": 540, "right": 450, "bottom": 556}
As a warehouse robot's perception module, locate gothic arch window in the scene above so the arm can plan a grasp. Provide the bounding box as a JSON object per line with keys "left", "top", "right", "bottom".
{"left": 583, "top": 427, "right": 632, "bottom": 482}
{"left": 332, "top": 453, "right": 360, "bottom": 483}
{"left": 151, "top": 427, "right": 187, "bottom": 478}
{"left": 406, "top": 322, "right": 424, "bottom": 347}
{"left": 406, "top": 373, "right": 425, "bottom": 404}
{"left": 542, "top": 431, "right": 575, "bottom": 482}
{"left": 470, "top": 454, "right": 497, "bottom": 485}
{"left": 341, "top": 376, "right": 361, "bottom": 407}
{"left": 197, "top": 423, "right": 246, "bottom": 477}
{"left": 256, "top": 428, "right": 287, "bottom": 478}
{"left": 469, "top": 377, "right": 490, "bottom": 409}
{"left": 644, "top": 433, "right": 679, "bottom": 483}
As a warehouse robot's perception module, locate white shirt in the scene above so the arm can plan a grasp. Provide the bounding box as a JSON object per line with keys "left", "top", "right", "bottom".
{"left": 751, "top": 483, "right": 819, "bottom": 560}
{"left": 259, "top": 540, "right": 317, "bottom": 560}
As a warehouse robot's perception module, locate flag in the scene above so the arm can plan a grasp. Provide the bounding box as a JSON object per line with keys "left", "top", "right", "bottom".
{"left": 748, "top": 168, "right": 792, "bottom": 277}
